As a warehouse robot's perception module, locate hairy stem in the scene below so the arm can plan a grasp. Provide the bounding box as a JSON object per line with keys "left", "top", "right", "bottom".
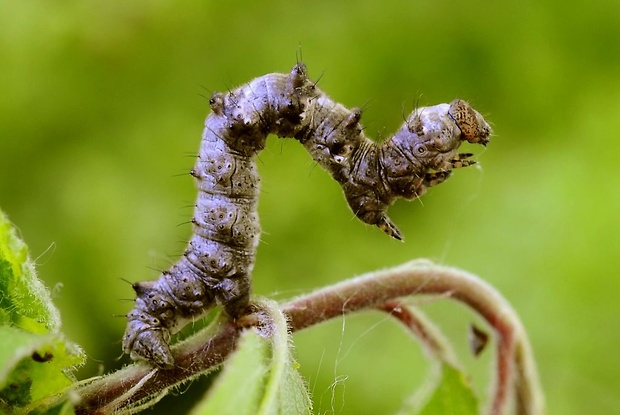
{"left": 74, "top": 318, "right": 240, "bottom": 414}
{"left": 281, "top": 260, "right": 544, "bottom": 415}
{"left": 72, "top": 260, "right": 543, "bottom": 415}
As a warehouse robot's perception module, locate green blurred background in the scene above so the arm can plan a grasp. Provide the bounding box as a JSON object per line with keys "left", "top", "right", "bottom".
{"left": 1, "top": 0, "right": 619, "bottom": 413}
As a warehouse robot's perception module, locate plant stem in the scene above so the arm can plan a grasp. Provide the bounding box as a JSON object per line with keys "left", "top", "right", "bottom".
{"left": 72, "top": 260, "right": 543, "bottom": 415}
{"left": 74, "top": 318, "right": 240, "bottom": 414}
{"left": 281, "top": 260, "right": 544, "bottom": 415}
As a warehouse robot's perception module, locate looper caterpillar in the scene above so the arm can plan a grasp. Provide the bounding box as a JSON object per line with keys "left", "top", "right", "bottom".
{"left": 122, "top": 63, "right": 491, "bottom": 368}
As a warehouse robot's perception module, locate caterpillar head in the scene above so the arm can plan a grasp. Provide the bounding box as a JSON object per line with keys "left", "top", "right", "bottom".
{"left": 385, "top": 99, "right": 490, "bottom": 185}
{"left": 404, "top": 99, "right": 490, "bottom": 170}
{"left": 448, "top": 99, "right": 491, "bottom": 146}
{"left": 374, "top": 99, "right": 491, "bottom": 239}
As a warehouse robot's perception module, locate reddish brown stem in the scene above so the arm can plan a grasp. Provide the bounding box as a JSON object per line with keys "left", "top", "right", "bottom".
{"left": 281, "top": 260, "right": 543, "bottom": 415}
{"left": 72, "top": 260, "right": 543, "bottom": 415}
{"left": 74, "top": 320, "right": 240, "bottom": 414}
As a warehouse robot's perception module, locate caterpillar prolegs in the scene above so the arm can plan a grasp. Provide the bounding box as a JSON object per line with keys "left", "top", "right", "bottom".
{"left": 122, "top": 63, "right": 492, "bottom": 368}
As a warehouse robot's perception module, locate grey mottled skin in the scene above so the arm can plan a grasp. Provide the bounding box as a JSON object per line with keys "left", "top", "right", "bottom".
{"left": 123, "top": 63, "right": 491, "bottom": 368}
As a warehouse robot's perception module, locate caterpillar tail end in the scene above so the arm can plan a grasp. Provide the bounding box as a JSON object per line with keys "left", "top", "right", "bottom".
{"left": 123, "top": 319, "right": 175, "bottom": 369}
{"left": 135, "top": 338, "right": 175, "bottom": 369}
{"left": 377, "top": 215, "right": 403, "bottom": 241}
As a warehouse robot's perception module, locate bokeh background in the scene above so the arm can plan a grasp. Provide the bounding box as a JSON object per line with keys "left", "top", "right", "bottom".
{"left": 1, "top": 0, "right": 619, "bottom": 414}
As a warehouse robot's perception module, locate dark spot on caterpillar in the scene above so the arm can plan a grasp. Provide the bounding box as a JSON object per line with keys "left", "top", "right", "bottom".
{"left": 123, "top": 63, "right": 492, "bottom": 368}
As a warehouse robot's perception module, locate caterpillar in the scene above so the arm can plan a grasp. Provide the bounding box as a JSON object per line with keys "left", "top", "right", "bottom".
{"left": 122, "top": 63, "right": 491, "bottom": 368}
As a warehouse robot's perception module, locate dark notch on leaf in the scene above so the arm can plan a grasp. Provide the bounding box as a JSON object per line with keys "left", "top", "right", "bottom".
{"left": 31, "top": 351, "right": 53, "bottom": 363}
{"left": 469, "top": 323, "right": 490, "bottom": 357}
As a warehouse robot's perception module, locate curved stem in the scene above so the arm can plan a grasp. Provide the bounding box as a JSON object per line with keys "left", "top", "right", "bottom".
{"left": 281, "top": 260, "right": 544, "bottom": 415}
{"left": 72, "top": 260, "right": 543, "bottom": 415}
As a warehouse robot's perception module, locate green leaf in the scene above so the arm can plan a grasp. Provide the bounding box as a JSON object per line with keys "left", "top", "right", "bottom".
{"left": 0, "top": 212, "right": 60, "bottom": 333}
{"left": 190, "top": 300, "right": 312, "bottom": 415}
{"left": 189, "top": 330, "right": 270, "bottom": 415}
{"left": 273, "top": 357, "right": 312, "bottom": 415}
{"left": 0, "top": 209, "right": 84, "bottom": 413}
{"left": 412, "top": 364, "right": 479, "bottom": 415}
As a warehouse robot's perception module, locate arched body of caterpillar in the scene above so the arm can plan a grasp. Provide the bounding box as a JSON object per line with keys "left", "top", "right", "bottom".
{"left": 122, "top": 63, "right": 492, "bottom": 368}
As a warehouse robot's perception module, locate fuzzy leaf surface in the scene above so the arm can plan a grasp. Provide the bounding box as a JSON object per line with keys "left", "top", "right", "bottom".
{"left": 0, "top": 210, "right": 84, "bottom": 413}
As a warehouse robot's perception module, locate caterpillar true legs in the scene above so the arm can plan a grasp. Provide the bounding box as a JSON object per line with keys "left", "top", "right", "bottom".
{"left": 122, "top": 63, "right": 491, "bottom": 368}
